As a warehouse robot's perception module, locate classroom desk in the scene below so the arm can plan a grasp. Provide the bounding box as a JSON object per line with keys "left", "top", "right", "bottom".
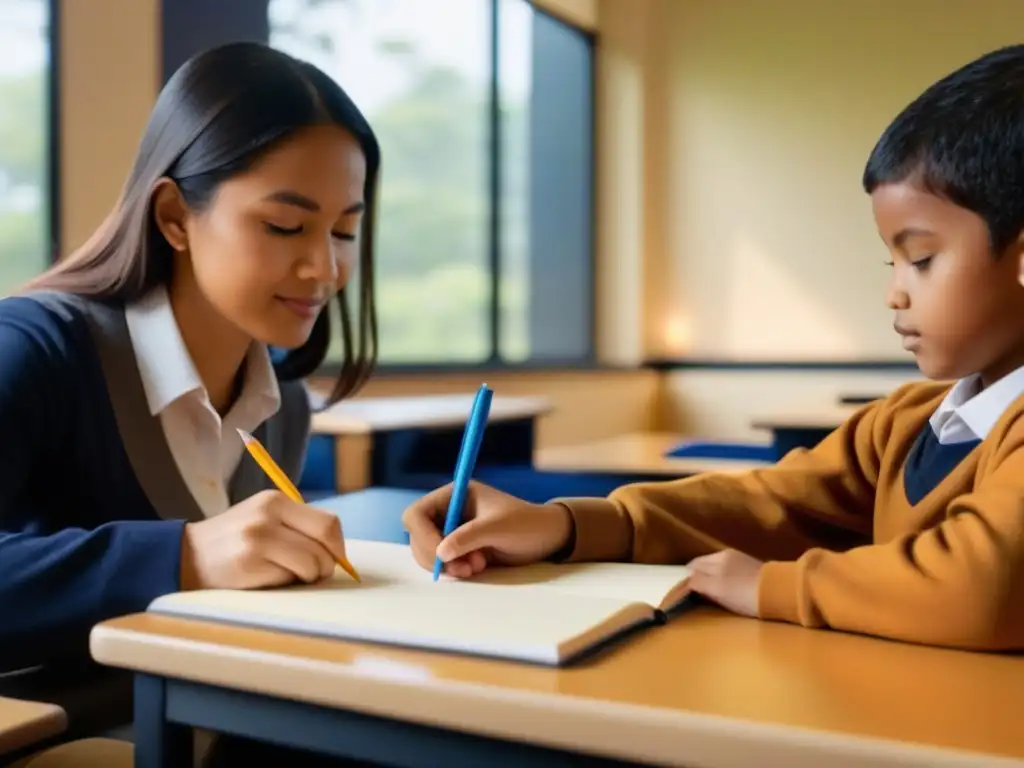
{"left": 751, "top": 406, "right": 856, "bottom": 456}
{"left": 308, "top": 394, "right": 552, "bottom": 492}
{"left": 91, "top": 489, "right": 1024, "bottom": 768}
{"left": 91, "top": 609, "right": 1024, "bottom": 768}
{"left": 535, "top": 432, "right": 773, "bottom": 478}
{"left": 0, "top": 696, "right": 66, "bottom": 756}
{"left": 838, "top": 393, "right": 884, "bottom": 406}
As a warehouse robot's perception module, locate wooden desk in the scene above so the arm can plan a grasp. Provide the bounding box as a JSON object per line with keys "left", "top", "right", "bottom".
{"left": 91, "top": 609, "right": 1024, "bottom": 768}
{"left": 0, "top": 696, "right": 66, "bottom": 756}
{"left": 536, "top": 433, "right": 773, "bottom": 477}
{"left": 90, "top": 488, "right": 1024, "bottom": 767}
{"left": 751, "top": 406, "right": 856, "bottom": 456}
{"left": 308, "top": 394, "right": 552, "bottom": 493}
{"left": 839, "top": 393, "right": 884, "bottom": 406}
{"left": 751, "top": 407, "right": 856, "bottom": 433}
{"left": 311, "top": 393, "right": 552, "bottom": 434}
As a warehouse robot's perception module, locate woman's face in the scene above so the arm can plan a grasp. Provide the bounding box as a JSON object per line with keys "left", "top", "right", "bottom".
{"left": 160, "top": 123, "right": 367, "bottom": 349}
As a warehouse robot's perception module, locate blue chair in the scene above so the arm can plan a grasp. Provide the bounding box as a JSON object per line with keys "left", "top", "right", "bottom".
{"left": 297, "top": 434, "right": 337, "bottom": 497}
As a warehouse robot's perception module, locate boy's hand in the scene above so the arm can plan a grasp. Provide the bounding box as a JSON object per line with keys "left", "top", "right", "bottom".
{"left": 687, "top": 549, "right": 763, "bottom": 618}
{"left": 402, "top": 481, "right": 574, "bottom": 578}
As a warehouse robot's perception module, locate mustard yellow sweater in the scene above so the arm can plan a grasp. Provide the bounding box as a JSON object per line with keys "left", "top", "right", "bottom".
{"left": 556, "top": 382, "right": 1024, "bottom": 650}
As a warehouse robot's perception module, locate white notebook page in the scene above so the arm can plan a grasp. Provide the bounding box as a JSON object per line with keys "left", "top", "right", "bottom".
{"left": 149, "top": 541, "right": 653, "bottom": 664}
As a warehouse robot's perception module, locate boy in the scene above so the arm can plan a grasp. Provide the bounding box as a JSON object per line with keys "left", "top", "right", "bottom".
{"left": 403, "top": 44, "right": 1024, "bottom": 651}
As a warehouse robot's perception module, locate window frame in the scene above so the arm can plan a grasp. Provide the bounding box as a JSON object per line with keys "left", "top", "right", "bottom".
{"left": 377, "top": 0, "right": 600, "bottom": 375}
{"left": 48, "top": 0, "right": 60, "bottom": 263}
{"left": 157, "top": 0, "right": 600, "bottom": 374}
{"left": 13, "top": 0, "right": 62, "bottom": 268}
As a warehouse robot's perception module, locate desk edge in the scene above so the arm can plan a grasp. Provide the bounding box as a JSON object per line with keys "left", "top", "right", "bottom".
{"left": 90, "top": 621, "right": 1013, "bottom": 768}
{"left": 0, "top": 699, "right": 67, "bottom": 756}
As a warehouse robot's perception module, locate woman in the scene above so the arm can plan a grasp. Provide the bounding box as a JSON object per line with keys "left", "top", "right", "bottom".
{"left": 0, "top": 41, "right": 379, "bottom": 765}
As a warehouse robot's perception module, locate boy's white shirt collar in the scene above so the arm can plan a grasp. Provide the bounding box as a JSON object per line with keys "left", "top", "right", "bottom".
{"left": 929, "top": 365, "right": 1024, "bottom": 444}
{"left": 124, "top": 285, "right": 280, "bottom": 421}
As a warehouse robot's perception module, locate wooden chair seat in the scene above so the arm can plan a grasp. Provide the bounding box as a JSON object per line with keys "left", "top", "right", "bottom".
{"left": 6, "top": 738, "right": 132, "bottom": 767}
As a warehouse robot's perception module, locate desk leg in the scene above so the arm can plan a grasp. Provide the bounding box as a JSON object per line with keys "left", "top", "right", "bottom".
{"left": 334, "top": 434, "right": 372, "bottom": 493}
{"left": 134, "top": 675, "right": 192, "bottom": 768}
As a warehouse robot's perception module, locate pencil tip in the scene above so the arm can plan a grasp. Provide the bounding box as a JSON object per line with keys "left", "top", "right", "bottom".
{"left": 236, "top": 428, "right": 253, "bottom": 443}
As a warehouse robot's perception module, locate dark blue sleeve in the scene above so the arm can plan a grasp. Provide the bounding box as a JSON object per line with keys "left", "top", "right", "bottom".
{"left": 0, "top": 314, "right": 186, "bottom": 668}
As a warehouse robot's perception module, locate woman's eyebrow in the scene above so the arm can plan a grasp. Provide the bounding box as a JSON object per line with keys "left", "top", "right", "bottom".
{"left": 262, "top": 190, "right": 364, "bottom": 215}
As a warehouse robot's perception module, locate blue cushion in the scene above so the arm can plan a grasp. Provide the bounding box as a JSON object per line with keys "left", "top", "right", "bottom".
{"left": 388, "top": 467, "right": 636, "bottom": 504}
{"left": 664, "top": 440, "right": 776, "bottom": 462}
{"left": 315, "top": 488, "right": 423, "bottom": 544}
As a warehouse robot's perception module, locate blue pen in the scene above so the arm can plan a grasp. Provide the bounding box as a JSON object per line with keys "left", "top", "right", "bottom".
{"left": 433, "top": 383, "right": 493, "bottom": 581}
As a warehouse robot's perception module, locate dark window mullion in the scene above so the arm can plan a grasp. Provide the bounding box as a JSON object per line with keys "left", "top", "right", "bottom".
{"left": 486, "top": 0, "right": 502, "bottom": 362}
{"left": 48, "top": 0, "right": 61, "bottom": 263}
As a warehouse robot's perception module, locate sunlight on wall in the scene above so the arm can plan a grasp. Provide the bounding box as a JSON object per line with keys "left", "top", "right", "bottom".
{"left": 726, "top": 233, "right": 860, "bottom": 358}
{"left": 660, "top": 314, "right": 692, "bottom": 356}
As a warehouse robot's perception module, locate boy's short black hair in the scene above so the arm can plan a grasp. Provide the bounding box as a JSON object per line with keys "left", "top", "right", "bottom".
{"left": 863, "top": 44, "right": 1024, "bottom": 254}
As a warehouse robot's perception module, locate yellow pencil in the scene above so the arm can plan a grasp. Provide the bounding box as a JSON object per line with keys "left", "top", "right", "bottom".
{"left": 236, "top": 428, "right": 361, "bottom": 582}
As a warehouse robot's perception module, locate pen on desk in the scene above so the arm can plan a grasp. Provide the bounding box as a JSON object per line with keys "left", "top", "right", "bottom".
{"left": 434, "top": 383, "right": 494, "bottom": 582}
{"left": 236, "top": 428, "right": 361, "bottom": 583}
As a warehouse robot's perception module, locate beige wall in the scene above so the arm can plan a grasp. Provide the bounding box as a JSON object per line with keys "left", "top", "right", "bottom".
{"left": 645, "top": 0, "right": 1024, "bottom": 363}
{"left": 59, "top": 0, "right": 159, "bottom": 257}
{"left": 620, "top": 0, "right": 1024, "bottom": 434}
{"left": 589, "top": 0, "right": 653, "bottom": 366}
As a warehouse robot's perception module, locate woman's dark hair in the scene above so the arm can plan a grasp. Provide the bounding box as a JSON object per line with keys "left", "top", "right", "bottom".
{"left": 863, "top": 44, "right": 1024, "bottom": 255}
{"left": 25, "top": 41, "right": 379, "bottom": 405}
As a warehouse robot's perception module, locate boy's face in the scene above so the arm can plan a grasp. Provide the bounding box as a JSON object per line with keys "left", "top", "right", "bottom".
{"left": 872, "top": 181, "right": 1024, "bottom": 386}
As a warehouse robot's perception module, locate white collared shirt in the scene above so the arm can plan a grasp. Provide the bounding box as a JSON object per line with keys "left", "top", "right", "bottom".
{"left": 929, "top": 365, "right": 1024, "bottom": 445}
{"left": 124, "top": 286, "right": 281, "bottom": 517}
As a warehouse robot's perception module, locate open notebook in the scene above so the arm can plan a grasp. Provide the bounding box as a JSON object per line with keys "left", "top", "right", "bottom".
{"left": 148, "top": 540, "right": 693, "bottom": 666}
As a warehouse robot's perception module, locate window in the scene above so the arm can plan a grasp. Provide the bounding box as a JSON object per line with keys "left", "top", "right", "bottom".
{"left": 0, "top": 0, "right": 54, "bottom": 296}
{"left": 266, "top": 0, "right": 595, "bottom": 366}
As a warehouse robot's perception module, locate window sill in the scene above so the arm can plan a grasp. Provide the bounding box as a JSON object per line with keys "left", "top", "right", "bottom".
{"left": 643, "top": 357, "right": 918, "bottom": 372}
{"left": 314, "top": 360, "right": 640, "bottom": 378}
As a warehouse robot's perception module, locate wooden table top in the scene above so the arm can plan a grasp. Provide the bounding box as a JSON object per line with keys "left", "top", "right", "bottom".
{"left": 535, "top": 432, "right": 773, "bottom": 476}
{"left": 0, "top": 695, "right": 66, "bottom": 756}
{"left": 311, "top": 393, "right": 552, "bottom": 435}
{"left": 90, "top": 608, "right": 1024, "bottom": 767}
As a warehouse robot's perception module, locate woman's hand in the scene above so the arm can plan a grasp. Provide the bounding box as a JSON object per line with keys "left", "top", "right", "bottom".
{"left": 179, "top": 490, "right": 347, "bottom": 590}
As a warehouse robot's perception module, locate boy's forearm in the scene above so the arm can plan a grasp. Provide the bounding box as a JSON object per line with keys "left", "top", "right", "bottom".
{"left": 553, "top": 464, "right": 873, "bottom": 566}
{"left": 550, "top": 393, "right": 897, "bottom": 567}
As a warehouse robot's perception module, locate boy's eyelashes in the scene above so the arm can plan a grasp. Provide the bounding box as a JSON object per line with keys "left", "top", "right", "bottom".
{"left": 882, "top": 255, "right": 935, "bottom": 270}
{"left": 263, "top": 222, "right": 356, "bottom": 241}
